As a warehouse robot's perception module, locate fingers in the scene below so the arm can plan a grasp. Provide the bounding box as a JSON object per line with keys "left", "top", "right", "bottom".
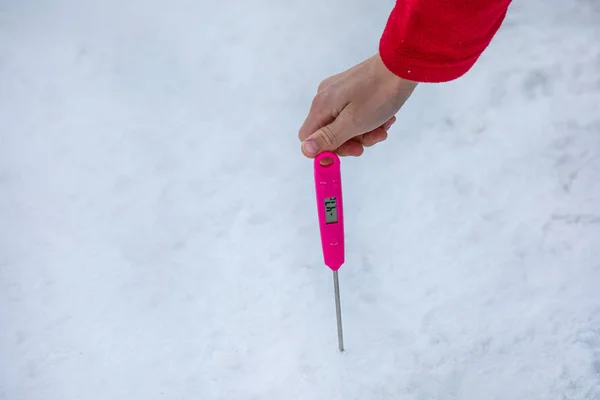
{"left": 301, "top": 111, "right": 359, "bottom": 157}
{"left": 383, "top": 116, "right": 396, "bottom": 131}
{"left": 333, "top": 124, "right": 390, "bottom": 157}
{"left": 298, "top": 89, "right": 344, "bottom": 143}
{"left": 300, "top": 114, "right": 396, "bottom": 158}
{"left": 359, "top": 116, "right": 395, "bottom": 147}
{"left": 336, "top": 139, "right": 364, "bottom": 157}
{"left": 360, "top": 128, "right": 388, "bottom": 147}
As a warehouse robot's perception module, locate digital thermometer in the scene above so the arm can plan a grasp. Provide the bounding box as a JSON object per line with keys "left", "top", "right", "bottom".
{"left": 314, "top": 151, "right": 345, "bottom": 352}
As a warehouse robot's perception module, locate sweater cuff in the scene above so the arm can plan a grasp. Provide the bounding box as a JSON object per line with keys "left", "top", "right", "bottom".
{"left": 379, "top": 0, "right": 510, "bottom": 83}
{"left": 379, "top": 39, "right": 481, "bottom": 83}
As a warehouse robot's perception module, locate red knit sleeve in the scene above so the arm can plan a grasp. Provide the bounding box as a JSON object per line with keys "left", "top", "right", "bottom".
{"left": 379, "top": 0, "right": 513, "bottom": 83}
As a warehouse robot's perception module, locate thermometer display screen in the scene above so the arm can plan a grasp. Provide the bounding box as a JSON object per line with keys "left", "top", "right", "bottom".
{"left": 324, "top": 197, "right": 338, "bottom": 224}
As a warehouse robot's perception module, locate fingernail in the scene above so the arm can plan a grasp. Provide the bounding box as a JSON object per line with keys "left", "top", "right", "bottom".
{"left": 383, "top": 118, "right": 396, "bottom": 131}
{"left": 302, "top": 140, "right": 318, "bottom": 157}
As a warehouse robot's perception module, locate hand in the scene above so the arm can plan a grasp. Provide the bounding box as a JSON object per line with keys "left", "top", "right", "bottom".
{"left": 298, "top": 53, "right": 418, "bottom": 158}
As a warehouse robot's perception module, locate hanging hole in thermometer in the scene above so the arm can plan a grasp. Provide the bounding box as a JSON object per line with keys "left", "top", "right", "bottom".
{"left": 319, "top": 156, "right": 334, "bottom": 167}
{"left": 314, "top": 151, "right": 345, "bottom": 352}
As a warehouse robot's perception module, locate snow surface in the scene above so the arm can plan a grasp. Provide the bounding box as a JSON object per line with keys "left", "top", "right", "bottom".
{"left": 1, "top": 0, "right": 600, "bottom": 399}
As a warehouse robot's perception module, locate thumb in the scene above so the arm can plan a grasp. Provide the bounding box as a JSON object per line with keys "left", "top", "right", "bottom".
{"left": 301, "top": 114, "right": 356, "bottom": 158}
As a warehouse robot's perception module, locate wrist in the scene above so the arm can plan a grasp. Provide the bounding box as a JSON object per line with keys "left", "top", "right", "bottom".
{"left": 376, "top": 52, "right": 418, "bottom": 93}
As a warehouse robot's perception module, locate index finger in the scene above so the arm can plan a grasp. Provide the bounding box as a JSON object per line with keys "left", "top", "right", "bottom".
{"left": 298, "top": 93, "right": 336, "bottom": 142}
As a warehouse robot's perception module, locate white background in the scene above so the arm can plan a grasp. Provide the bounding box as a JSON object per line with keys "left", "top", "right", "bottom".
{"left": 1, "top": 0, "right": 599, "bottom": 399}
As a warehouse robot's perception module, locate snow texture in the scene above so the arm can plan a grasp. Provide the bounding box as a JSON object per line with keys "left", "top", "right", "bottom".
{"left": 1, "top": 0, "right": 600, "bottom": 399}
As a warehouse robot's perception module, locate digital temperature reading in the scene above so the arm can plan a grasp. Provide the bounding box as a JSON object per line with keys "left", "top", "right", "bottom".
{"left": 324, "top": 197, "right": 338, "bottom": 224}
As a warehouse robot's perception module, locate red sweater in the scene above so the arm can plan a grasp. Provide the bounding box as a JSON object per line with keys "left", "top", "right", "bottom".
{"left": 379, "top": 0, "right": 513, "bottom": 83}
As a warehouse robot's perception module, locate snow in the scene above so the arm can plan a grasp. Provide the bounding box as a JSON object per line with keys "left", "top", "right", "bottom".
{"left": 1, "top": 0, "right": 600, "bottom": 398}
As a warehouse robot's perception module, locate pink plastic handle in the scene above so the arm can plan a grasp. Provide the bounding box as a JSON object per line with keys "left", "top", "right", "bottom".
{"left": 314, "top": 152, "right": 345, "bottom": 271}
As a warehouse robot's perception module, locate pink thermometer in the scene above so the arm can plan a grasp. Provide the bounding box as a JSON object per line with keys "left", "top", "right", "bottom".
{"left": 314, "top": 151, "right": 345, "bottom": 352}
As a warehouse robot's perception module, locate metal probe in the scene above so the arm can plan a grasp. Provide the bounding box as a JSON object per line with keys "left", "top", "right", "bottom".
{"left": 333, "top": 270, "right": 344, "bottom": 352}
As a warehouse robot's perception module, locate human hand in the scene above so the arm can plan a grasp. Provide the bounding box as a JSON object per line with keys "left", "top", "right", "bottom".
{"left": 298, "top": 53, "right": 418, "bottom": 158}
